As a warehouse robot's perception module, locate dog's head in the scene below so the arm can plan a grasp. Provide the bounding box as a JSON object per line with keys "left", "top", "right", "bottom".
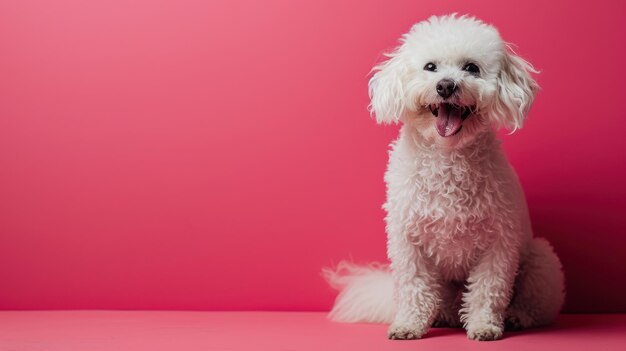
{"left": 369, "top": 15, "right": 538, "bottom": 148}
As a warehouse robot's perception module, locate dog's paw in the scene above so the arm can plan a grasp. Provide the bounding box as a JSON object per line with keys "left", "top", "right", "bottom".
{"left": 387, "top": 324, "right": 427, "bottom": 340}
{"left": 466, "top": 323, "right": 503, "bottom": 341}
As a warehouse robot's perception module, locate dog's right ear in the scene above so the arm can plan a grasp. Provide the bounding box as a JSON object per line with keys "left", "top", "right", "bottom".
{"left": 368, "top": 54, "right": 408, "bottom": 124}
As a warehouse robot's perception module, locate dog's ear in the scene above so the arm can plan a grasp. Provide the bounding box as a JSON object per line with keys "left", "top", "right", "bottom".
{"left": 368, "top": 54, "right": 408, "bottom": 124}
{"left": 491, "top": 49, "right": 539, "bottom": 131}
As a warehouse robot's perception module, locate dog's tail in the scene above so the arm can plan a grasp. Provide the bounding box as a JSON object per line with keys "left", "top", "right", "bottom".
{"left": 322, "top": 261, "right": 395, "bottom": 324}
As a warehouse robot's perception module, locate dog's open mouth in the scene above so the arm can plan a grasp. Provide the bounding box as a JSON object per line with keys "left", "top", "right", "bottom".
{"left": 427, "top": 103, "right": 474, "bottom": 137}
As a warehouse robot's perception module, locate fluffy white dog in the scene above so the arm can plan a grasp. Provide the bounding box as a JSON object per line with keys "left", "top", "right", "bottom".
{"left": 325, "top": 14, "right": 565, "bottom": 341}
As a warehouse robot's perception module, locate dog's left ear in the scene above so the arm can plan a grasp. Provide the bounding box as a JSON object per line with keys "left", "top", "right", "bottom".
{"left": 491, "top": 49, "right": 539, "bottom": 131}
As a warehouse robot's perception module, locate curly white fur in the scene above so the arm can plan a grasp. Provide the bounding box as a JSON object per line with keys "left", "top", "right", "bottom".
{"left": 325, "top": 14, "right": 564, "bottom": 341}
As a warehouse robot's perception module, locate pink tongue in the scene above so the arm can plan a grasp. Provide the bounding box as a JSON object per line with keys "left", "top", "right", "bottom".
{"left": 436, "top": 104, "right": 464, "bottom": 137}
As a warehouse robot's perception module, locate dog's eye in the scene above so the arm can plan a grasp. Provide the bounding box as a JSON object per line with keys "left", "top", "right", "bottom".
{"left": 463, "top": 63, "right": 480, "bottom": 75}
{"left": 424, "top": 62, "right": 437, "bottom": 72}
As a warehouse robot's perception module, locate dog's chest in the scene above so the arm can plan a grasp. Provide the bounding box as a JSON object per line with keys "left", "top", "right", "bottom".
{"left": 412, "top": 213, "right": 495, "bottom": 280}
{"left": 387, "top": 145, "right": 505, "bottom": 279}
{"left": 413, "top": 169, "right": 499, "bottom": 278}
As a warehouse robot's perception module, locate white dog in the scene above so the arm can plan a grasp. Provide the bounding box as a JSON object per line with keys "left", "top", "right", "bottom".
{"left": 324, "top": 14, "right": 565, "bottom": 341}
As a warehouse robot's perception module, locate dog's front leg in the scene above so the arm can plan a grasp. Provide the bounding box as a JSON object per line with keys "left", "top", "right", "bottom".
{"left": 461, "top": 238, "right": 519, "bottom": 341}
{"left": 387, "top": 230, "right": 440, "bottom": 340}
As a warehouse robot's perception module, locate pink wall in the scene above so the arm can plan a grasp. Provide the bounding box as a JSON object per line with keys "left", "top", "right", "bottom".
{"left": 0, "top": 0, "right": 625, "bottom": 312}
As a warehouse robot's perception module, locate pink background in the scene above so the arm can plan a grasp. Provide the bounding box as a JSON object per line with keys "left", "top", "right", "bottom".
{"left": 0, "top": 0, "right": 625, "bottom": 312}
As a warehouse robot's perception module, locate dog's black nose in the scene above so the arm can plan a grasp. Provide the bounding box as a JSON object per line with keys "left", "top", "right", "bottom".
{"left": 436, "top": 79, "right": 456, "bottom": 99}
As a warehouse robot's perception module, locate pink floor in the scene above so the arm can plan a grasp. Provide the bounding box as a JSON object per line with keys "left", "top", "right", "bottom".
{"left": 1, "top": 311, "right": 625, "bottom": 351}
